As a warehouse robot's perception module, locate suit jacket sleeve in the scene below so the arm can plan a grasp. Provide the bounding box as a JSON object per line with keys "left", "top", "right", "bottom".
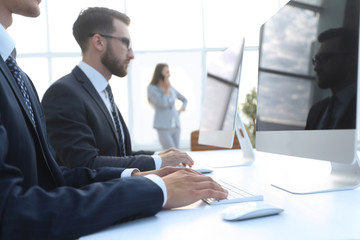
{"left": 173, "top": 87, "right": 188, "bottom": 110}
{"left": 42, "top": 77, "right": 155, "bottom": 172}
{"left": 132, "top": 149, "right": 155, "bottom": 156}
{"left": 0, "top": 62, "right": 164, "bottom": 239}
{"left": 0, "top": 128, "right": 163, "bottom": 239}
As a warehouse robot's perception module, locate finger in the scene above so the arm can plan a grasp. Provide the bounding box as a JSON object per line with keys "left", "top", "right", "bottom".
{"left": 196, "top": 188, "right": 228, "bottom": 200}
{"left": 187, "top": 177, "right": 228, "bottom": 197}
{"left": 194, "top": 178, "right": 224, "bottom": 189}
{"left": 176, "top": 153, "right": 194, "bottom": 166}
{"left": 167, "top": 166, "right": 189, "bottom": 174}
{"left": 181, "top": 173, "right": 219, "bottom": 184}
{"left": 177, "top": 167, "right": 202, "bottom": 175}
{"left": 178, "top": 160, "right": 192, "bottom": 168}
{"left": 182, "top": 153, "right": 195, "bottom": 166}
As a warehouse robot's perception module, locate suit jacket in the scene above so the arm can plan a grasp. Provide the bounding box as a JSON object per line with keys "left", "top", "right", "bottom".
{"left": 305, "top": 95, "right": 356, "bottom": 130}
{"left": 147, "top": 84, "right": 187, "bottom": 129}
{"left": 42, "top": 66, "right": 155, "bottom": 171}
{"left": 0, "top": 59, "right": 163, "bottom": 239}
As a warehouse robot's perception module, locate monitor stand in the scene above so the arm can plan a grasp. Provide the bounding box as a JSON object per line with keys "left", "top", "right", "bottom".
{"left": 271, "top": 155, "right": 360, "bottom": 194}
{"left": 207, "top": 112, "right": 255, "bottom": 168}
{"left": 235, "top": 112, "right": 255, "bottom": 163}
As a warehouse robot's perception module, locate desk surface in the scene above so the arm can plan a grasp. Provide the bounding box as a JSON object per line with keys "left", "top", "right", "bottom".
{"left": 81, "top": 150, "right": 360, "bottom": 240}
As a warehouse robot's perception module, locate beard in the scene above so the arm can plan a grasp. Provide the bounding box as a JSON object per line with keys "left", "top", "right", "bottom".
{"left": 316, "top": 74, "right": 333, "bottom": 89}
{"left": 14, "top": 0, "right": 41, "bottom": 18}
{"left": 315, "top": 66, "right": 344, "bottom": 90}
{"left": 101, "top": 43, "right": 128, "bottom": 78}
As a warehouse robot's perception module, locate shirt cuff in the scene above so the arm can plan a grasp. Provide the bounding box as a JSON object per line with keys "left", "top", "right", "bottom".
{"left": 151, "top": 154, "right": 162, "bottom": 169}
{"left": 121, "top": 168, "right": 139, "bottom": 178}
{"left": 144, "top": 174, "right": 167, "bottom": 207}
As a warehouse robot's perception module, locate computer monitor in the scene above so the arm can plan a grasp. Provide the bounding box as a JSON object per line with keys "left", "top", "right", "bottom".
{"left": 256, "top": 0, "right": 360, "bottom": 194}
{"left": 198, "top": 38, "right": 255, "bottom": 166}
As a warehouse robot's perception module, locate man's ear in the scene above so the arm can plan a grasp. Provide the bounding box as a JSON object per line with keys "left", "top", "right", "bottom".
{"left": 91, "top": 34, "right": 105, "bottom": 52}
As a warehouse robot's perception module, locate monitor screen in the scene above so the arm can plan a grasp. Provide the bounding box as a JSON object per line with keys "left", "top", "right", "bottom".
{"left": 198, "top": 39, "right": 244, "bottom": 148}
{"left": 256, "top": 0, "right": 360, "bottom": 193}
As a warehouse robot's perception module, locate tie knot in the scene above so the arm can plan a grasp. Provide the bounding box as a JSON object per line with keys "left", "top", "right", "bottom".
{"left": 105, "top": 84, "right": 114, "bottom": 98}
{"left": 105, "top": 84, "right": 112, "bottom": 93}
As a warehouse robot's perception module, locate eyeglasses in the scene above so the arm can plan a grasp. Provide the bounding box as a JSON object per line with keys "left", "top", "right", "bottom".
{"left": 88, "top": 33, "right": 132, "bottom": 51}
{"left": 312, "top": 52, "right": 347, "bottom": 66}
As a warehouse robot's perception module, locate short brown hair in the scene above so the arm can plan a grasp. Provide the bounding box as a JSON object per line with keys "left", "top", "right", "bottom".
{"left": 73, "top": 7, "right": 130, "bottom": 52}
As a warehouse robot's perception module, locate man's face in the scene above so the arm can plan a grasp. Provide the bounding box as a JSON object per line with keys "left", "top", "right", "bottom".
{"left": 313, "top": 37, "right": 347, "bottom": 89}
{"left": 101, "top": 19, "right": 134, "bottom": 78}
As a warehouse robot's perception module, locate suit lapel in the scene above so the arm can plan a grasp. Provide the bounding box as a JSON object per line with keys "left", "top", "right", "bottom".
{"left": 0, "top": 57, "right": 62, "bottom": 186}
{"left": 0, "top": 58, "right": 36, "bottom": 130}
{"left": 20, "top": 71, "right": 42, "bottom": 126}
{"left": 72, "top": 67, "right": 119, "bottom": 144}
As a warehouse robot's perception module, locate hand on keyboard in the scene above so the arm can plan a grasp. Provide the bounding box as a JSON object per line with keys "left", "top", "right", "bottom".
{"left": 203, "top": 177, "right": 263, "bottom": 205}
{"left": 162, "top": 169, "right": 228, "bottom": 209}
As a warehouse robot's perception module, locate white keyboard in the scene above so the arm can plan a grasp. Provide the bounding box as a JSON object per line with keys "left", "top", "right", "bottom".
{"left": 203, "top": 178, "right": 264, "bottom": 205}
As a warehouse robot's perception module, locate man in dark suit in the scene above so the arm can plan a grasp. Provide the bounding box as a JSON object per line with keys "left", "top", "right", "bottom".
{"left": 0, "top": 2, "right": 227, "bottom": 239}
{"left": 41, "top": 8, "right": 193, "bottom": 171}
{"left": 305, "top": 28, "right": 358, "bottom": 130}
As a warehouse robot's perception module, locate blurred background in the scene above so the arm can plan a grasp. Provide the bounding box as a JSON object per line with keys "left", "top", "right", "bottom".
{"left": 9, "top": 0, "right": 296, "bottom": 151}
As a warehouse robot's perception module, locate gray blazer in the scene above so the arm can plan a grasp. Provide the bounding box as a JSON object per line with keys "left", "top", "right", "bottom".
{"left": 147, "top": 84, "right": 187, "bottom": 129}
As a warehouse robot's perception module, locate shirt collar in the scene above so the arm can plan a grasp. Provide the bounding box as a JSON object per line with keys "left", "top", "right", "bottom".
{"left": 0, "top": 23, "right": 15, "bottom": 61}
{"left": 77, "top": 61, "right": 108, "bottom": 93}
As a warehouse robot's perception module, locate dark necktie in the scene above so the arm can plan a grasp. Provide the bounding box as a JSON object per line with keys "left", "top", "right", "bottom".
{"left": 5, "top": 55, "right": 36, "bottom": 126}
{"left": 105, "top": 84, "right": 126, "bottom": 156}
{"left": 324, "top": 96, "right": 336, "bottom": 129}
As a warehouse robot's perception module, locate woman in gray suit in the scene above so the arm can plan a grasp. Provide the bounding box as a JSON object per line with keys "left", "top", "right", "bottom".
{"left": 148, "top": 63, "right": 188, "bottom": 149}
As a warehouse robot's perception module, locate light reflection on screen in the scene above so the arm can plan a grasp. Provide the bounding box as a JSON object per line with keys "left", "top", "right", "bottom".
{"left": 257, "top": 0, "right": 358, "bottom": 131}
{"left": 200, "top": 41, "right": 244, "bottom": 131}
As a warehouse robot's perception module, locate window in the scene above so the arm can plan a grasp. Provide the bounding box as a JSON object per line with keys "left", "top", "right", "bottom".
{"left": 8, "top": 0, "right": 285, "bottom": 151}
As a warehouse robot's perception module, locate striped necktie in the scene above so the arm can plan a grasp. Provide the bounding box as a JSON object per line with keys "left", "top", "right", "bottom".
{"left": 105, "top": 84, "right": 126, "bottom": 156}
{"left": 6, "top": 55, "right": 36, "bottom": 126}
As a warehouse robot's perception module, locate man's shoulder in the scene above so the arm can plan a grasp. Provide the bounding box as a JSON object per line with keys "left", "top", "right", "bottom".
{"left": 48, "top": 67, "right": 84, "bottom": 90}
{"left": 42, "top": 68, "right": 84, "bottom": 103}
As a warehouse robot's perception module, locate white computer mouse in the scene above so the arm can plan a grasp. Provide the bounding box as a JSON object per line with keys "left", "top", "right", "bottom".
{"left": 221, "top": 202, "right": 284, "bottom": 221}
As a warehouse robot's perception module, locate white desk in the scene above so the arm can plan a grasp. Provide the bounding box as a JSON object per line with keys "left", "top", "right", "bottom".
{"left": 81, "top": 150, "right": 360, "bottom": 240}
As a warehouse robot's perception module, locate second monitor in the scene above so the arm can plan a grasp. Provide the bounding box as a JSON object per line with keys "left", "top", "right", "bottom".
{"left": 198, "top": 38, "right": 254, "bottom": 166}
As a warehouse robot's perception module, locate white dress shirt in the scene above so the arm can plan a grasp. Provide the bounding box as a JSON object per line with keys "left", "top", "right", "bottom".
{"left": 0, "top": 24, "right": 15, "bottom": 62}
